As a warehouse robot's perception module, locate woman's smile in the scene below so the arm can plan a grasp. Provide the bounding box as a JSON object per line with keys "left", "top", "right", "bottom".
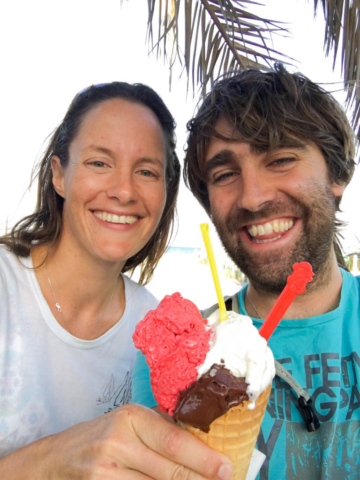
{"left": 92, "top": 211, "right": 139, "bottom": 225}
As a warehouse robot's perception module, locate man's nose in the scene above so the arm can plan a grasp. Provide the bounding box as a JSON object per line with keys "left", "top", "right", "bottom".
{"left": 106, "top": 172, "right": 138, "bottom": 204}
{"left": 238, "top": 171, "right": 276, "bottom": 212}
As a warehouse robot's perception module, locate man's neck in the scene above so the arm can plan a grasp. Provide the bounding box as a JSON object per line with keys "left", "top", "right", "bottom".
{"left": 245, "top": 253, "right": 344, "bottom": 320}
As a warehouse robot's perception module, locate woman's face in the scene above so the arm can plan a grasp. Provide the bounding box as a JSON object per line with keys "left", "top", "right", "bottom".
{"left": 52, "top": 98, "right": 167, "bottom": 266}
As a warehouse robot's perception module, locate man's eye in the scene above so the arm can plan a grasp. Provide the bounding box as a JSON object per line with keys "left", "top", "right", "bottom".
{"left": 270, "top": 157, "right": 296, "bottom": 167}
{"left": 213, "top": 171, "right": 237, "bottom": 183}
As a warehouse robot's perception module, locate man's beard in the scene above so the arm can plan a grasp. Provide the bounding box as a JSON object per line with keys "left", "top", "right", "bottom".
{"left": 211, "top": 185, "right": 337, "bottom": 294}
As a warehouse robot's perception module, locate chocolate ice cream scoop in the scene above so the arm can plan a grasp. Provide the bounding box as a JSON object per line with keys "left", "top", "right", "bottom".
{"left": 173, "top": 364, "right": 249, "bottom": 432}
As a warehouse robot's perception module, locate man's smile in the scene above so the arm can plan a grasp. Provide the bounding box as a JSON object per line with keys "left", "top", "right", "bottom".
{"left": 244, "top": 217, "right": 297, "bottom": 244}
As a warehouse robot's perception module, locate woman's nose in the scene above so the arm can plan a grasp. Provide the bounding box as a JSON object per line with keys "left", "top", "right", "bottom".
{"left": 106, "top": 172, "right": 138, "bottom": 204}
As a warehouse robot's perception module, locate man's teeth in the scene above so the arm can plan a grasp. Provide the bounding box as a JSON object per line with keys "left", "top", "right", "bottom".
{"left": 94, "top": 211, "right": 138, "bottom": 224}
{"left": 247, "top": 219, "right": 294, "bottom": 238}
{"left": 253, "top": 235, "right": 282, "bottom": 244}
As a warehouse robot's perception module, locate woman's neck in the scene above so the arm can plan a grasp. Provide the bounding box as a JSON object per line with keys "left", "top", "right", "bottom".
{"left": 31, "top": 238, "right": 126, "bottom": 339}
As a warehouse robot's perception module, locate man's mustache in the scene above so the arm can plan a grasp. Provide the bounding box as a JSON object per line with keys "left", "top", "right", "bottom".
{"left": 224, "top": 199, "right": 307, "bottom": 232}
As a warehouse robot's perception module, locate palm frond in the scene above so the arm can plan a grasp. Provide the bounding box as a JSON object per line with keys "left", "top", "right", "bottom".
{"left": 140, "top": 0, "right": 360, "bottom": 141}
{"left": 146, "top": 0, "right": 290, "bottom": 94}
{"left": 315, "top": 0, "right": 360, "bottom": 143}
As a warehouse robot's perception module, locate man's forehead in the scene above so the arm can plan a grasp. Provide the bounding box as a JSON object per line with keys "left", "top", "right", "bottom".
{"left": 206, "top": 116, "right": 308, "bottom": 157}
{"left": 212, "top": 117, "right": 238, "bottom": 137}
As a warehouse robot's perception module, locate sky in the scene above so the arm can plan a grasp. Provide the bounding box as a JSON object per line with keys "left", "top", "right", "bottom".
{"left": 0, "top": 0, "right": 359, "bottom": 253}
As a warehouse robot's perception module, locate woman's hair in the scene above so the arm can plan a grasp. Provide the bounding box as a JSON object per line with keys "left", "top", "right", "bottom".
{"left": 184, "top": 63, "right": 356, "bottom": 268}
{"left": 1, "top": 82, "right": 180, "bottom": 284}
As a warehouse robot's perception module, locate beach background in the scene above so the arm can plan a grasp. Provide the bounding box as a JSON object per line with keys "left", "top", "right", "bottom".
{"left": 134, "top": 246, "right": 244, "bottom": 310}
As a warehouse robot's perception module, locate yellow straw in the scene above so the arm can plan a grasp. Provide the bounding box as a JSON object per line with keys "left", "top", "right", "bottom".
{"left": 200, "top": 223, "right": 228, "bottom": 322}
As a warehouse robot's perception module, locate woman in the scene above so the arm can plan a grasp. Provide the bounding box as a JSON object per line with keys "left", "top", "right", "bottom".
{"left": 0, "top": 82, "right": 233, "bottom": 479}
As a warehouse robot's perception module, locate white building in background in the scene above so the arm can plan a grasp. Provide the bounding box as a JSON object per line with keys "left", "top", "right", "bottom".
{"left": 345, "top": 252, "right": 360, "bottom": 275}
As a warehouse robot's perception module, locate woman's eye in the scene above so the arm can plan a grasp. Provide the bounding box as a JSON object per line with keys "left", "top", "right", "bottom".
{"left": 139, "top": 169, "right": 156, "bottom": 177}
{"left": 90, "top": 160, "right": 107, "bottom": 168}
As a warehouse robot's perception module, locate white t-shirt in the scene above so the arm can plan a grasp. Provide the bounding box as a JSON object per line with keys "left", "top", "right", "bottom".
{"left": 0, "top": 246, "right": 158, "bottom": 457}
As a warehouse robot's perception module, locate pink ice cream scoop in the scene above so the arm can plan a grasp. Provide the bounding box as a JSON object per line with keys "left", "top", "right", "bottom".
{"left": 133, "top": 292, "right": 213, "bottom": 415}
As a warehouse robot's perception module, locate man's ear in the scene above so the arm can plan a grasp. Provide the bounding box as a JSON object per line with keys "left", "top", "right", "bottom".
{"left": 332, "top": 180, "right": 346, "bottom": 198}
{"left": 51, "top": 156, "right": 65, "bottom": 198}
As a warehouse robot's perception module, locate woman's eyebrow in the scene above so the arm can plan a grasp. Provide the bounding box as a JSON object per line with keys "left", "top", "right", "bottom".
{"left": 83, "top": 144, "right": 114, "bottom": 156}
{"left": 136, "top": 156, "right": 165, "bottom": 169}
{"left": 82, "top": 146, "right": 165, "bottom": 167}
{"left": 204, "top": 150, "right": 237, "bottom": 179}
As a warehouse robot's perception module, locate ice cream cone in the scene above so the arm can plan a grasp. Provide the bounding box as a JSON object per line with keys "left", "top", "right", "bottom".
{"left": 182, "top": 384, "right": 271, "bottom": 480}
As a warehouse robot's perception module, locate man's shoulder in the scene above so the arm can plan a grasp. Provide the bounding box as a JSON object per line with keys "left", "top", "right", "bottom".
{"left": 201, "top": 287, "right": 244, "bottom": 318}
{"left": 341, "top": 268, "right": 360, "bottom": 292}
{"left": 353, "top": 274, "right": 360, "bottom": 289}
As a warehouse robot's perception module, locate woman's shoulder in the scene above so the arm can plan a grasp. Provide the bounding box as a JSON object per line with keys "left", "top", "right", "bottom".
{"left": 0, "top": 245, "right": 30, "bottom": 270}
{"left": 122, "top": 274, "right": 159, "bottom": 310}
{"left": 0, "top": 245, "right": 20, "bottom": 271}
{"left": 0, "top": 246, "right": 30, "bottom": 293}
{"left": 0, "top": 244, "right": 13, "bottom": 261}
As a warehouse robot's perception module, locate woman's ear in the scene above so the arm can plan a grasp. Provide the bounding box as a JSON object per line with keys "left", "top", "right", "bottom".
{"left": 332, "top": 180, "right": 346, "bottom": 198}
{"left": 51, "top": 156, "right": 65, "bottom": 198}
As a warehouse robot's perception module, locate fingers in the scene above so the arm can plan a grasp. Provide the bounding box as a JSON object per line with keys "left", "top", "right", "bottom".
{"left": 128, "top": 405, "right": 234, "bottom": 480}
{"left": 114, "top": 433, "right": 232, "bottom": 480}
{"left": 111, "top": 432, "right": 206, "bottom": 480}
{"left": 88, "top": 465, "right": 154, "bottom": 480}
{"left": 121, "top": 471, "right": 154, "bottom": 480}
{"left": 146, "top": 456, "right": 234, "bottom": 480}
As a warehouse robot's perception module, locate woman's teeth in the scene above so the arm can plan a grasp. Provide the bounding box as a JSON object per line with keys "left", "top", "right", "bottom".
{"left": 247, "top": 219, "right": 294, "bottom": 240}
{"left": 94, "top": 211, "right": 138, "bottom": 224}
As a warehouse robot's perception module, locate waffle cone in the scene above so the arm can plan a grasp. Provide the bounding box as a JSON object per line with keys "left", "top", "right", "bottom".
{"left": 183, "top": 385, "right": 271, "bottom": 480}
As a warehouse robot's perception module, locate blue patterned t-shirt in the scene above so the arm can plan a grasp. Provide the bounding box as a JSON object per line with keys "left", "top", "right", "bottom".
{"left": 132, "top": 269, "right": 360, "bottom": 480}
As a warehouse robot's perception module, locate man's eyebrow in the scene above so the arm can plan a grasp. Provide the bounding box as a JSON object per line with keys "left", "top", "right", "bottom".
{"left": 204, "top": 150, "right": 237, "bottom": 178}
{"left": 276, "top": 139, "right": 308, "bottom": 150}
{"left": 249, "top": 139, "right": 308, "bottom": 155}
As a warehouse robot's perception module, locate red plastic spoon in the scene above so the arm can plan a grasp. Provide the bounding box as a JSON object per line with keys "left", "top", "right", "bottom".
{"left": 259, "top": 262, "right": 315, "bottom": 341}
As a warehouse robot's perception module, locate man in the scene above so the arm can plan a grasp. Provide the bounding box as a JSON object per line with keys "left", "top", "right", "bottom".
{"left": 133, "top": 64, "right": 360, "bottom": 479}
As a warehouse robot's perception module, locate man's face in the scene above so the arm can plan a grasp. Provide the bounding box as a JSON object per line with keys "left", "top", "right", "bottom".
{"left": 204, "top": 119, "right": 345, "bottom": 293}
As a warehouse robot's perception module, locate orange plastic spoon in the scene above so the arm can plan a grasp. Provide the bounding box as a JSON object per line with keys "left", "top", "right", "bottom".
{"left": 259, "top": 262, "right": 315, "bottom": 341}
